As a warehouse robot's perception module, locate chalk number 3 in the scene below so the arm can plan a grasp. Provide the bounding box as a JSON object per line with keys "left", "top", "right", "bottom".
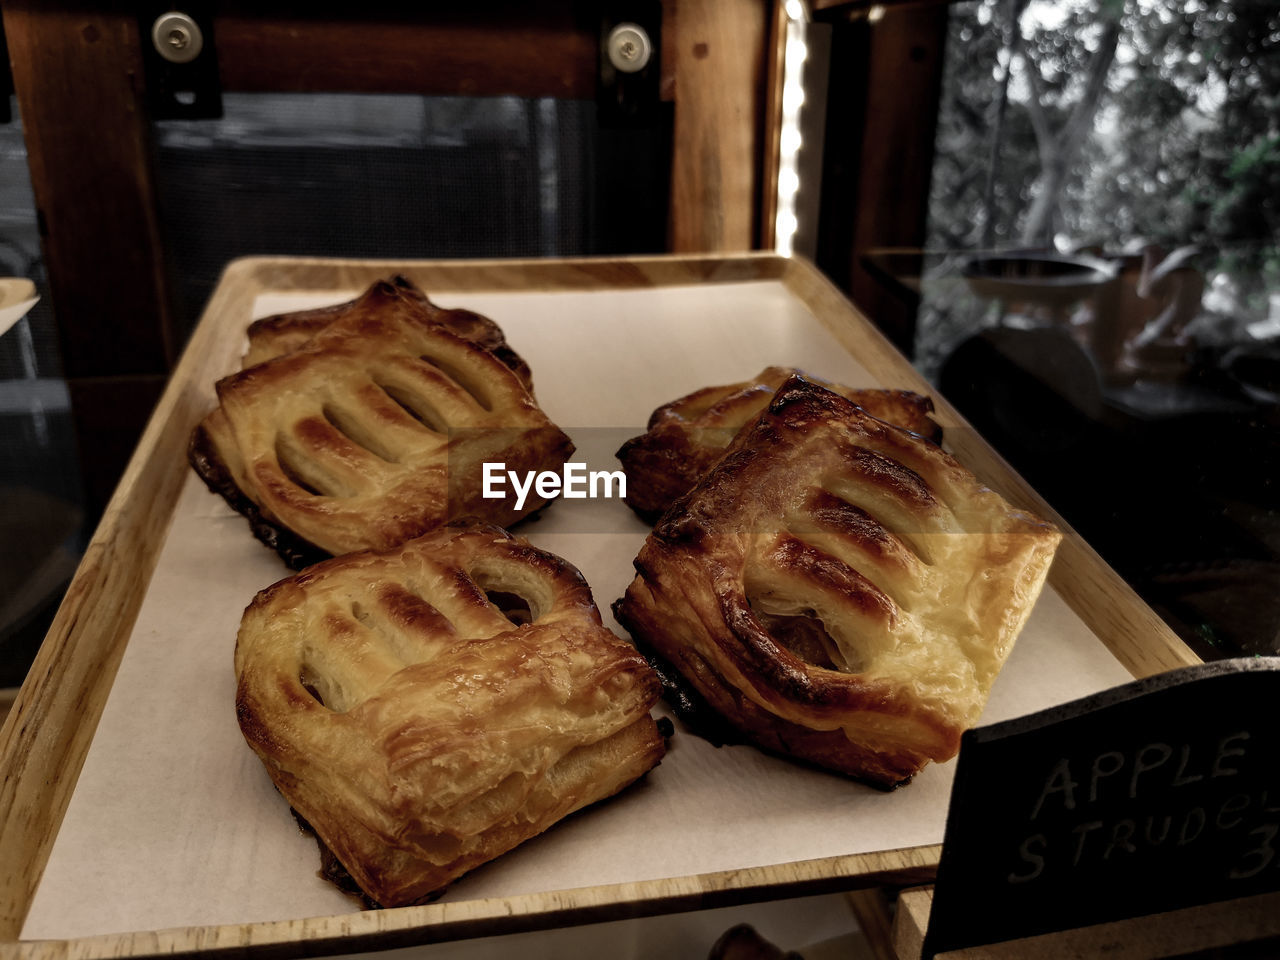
{"left": 1230, "top": 824, "right": 1277, "bottom": 880}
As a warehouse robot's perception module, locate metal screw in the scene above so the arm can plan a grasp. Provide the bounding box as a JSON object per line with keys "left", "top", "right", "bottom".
{"left": 607, "top": 22, "right": 652, "bottom": 74}
{"left": 151, "top": 12, "right": 203, "bottom": 64}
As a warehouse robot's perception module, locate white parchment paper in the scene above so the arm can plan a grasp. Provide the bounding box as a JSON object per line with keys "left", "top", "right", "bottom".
{"left": 22, "top": 281, "right": 1134, "bottom": 940}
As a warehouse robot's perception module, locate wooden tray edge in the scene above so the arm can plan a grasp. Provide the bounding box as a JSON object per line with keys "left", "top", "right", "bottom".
{"left": 0, "top": 251, "right": 1197, "bottom": 955}
{"left": 0, "top": 256, "right": 269, "bottom": 942}
{"left": 5, "top": 845, "right": 941, "bottom": 960}
{"left": 220, "top": 251, "right": 790, "bottom": 295}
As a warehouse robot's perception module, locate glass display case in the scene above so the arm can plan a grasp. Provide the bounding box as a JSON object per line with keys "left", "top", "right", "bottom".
{"left": 0, "top": 1, "right": 1276, "bottom": 957}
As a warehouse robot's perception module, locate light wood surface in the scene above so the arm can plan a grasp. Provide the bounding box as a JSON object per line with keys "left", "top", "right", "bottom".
{"left": 669, "top": 0, "right": 770, "bottom": 252}
{"left": 0, "top": 269, "right": 240, "bottom": 941}
{"left": 4, "top": 850, "right": 932, "bottom": 960}
{"left": 0, "top": 254, "right": 1197, "bottom": 959}
{"left": 893, "top": 885, "right": 1280, "bottom": 958}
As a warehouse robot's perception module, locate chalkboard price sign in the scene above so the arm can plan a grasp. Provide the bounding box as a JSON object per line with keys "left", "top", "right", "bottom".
{"left": 922, "top": 658, "right": 1280, "bottom": 958}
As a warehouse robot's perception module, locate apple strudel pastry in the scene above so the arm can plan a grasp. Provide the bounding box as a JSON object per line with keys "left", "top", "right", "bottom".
{"left": 242, "top": 275, "right": 532, "bottom": 389}
{"left": 617, "top": 366, "right": 940, "bottom": 521}
{"left": 235, "top": 522, "right": 666, "bottom": 907}
{"left": 189, "top": 278, "right": 572, "bottom": 568}
{"left": 613, "top": 376, "right": 1060, "bottom": 787}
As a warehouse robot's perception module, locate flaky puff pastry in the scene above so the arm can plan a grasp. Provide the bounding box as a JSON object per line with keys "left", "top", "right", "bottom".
{"left": 616, "top": 366, "right": 941, "bottom": 521}
{"left": 236, "top": 523, "right": 665, "bottom": 907}
{"left": 614, "top": 377, "right": 1060, "bottom": 787}
{"left": 242, "top": 275, "right": 533, "bottom": 389}
{"left": 190, "top": 278, "right": 572, "bottom": 568}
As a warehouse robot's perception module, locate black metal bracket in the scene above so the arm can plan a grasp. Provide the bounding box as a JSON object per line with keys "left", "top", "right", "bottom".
{"left": 137, "top": 5, "right": 223, "bottom": 121}
{"left": 597, "top": 1, "right": 661, "bottom": 128}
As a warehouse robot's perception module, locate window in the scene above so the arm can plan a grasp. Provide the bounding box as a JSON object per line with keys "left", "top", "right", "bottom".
{"left": 918, "top": 0, "right": 1280, "bottom": 659}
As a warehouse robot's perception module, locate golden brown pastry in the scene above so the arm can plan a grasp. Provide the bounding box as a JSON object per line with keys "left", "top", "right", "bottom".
{"left": 243, "top": 275, "right": 532, "bottom": 389}
{"left": 236, "top": 523, "right": 666, "bottom": 907}
{"left": 613, "top": 376, "right": 1060, "bottom": 787}
{"left": 190, "top": 278, "right": 572, "bottom": 568}
{"left": 616, "top": 366, "right": 940, "bottom": 521}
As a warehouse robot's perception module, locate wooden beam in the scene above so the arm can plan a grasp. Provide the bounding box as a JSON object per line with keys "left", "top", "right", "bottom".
{"left": 814, "top": 4, "right": 947, "bottom": 354}
{"left": 668, "top": 0, "right": 770, "bottom": 252}
{"left": 814, "top": 0, "right": 957, "bottom": 11}
{"left": 846, "top": 5, "right": 946, "bottom": 354}
{"left": 3, "top": 3, "right": 174, "bottom": 377}
{"left": 66, "top": 375, "right": 169, "bottom": 519}
{"left": 213, "top": 3, "right": 598, "bottom": 98}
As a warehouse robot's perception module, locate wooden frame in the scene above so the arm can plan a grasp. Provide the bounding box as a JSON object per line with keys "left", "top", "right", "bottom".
{"left": 813, "top": 2, "right": 950, "bottom": 355}
{"left": 667, "top": 0, "right": 771, "bottom": 252}
{"left": 0, "top": 0, "right": 775, "bottom": 516}
{"left": 0, "top": 252, "right": 1195, "bottom": 959}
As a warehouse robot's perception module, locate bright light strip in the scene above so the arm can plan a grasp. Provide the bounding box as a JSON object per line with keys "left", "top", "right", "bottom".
{"left": 786, "top": 35, "right": 809, "bottom": 65}
{"left": 777, "top": 167, "right": 801, "bottom": 198}
{"left": 782, "top": 83, "right": 806, "bottom": 116}
{"left": 775, "top": 14, "right": 808, "bottom": 257}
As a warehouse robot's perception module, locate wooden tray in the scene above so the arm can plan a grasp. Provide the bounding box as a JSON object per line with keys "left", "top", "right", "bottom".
{"left": 0, "top": 254, "right": 1198, "bottom": 959}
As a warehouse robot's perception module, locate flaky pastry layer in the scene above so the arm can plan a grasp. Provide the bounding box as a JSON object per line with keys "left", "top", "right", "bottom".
{"left": 190, "top": 278, "right": 572, "bottom": 564}
{"left": 616, "top": 366, "right": 941, "bottom": 521}
{"left": 243, "top": 274, "right": 533, "bottom": 389}
{"left": 614, "top": 377, "right": 1060, "bottom": 787}
{"left": 236, "top": 523, "right": 665, "bottom": 907}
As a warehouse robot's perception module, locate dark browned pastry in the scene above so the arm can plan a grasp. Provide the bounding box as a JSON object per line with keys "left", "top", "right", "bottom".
{"left": 235, "top": 523, "right": 666, "bottom": 907}
{"left": 614, "top": 377, "right": 1060, "bottom": 787}
{"left": 616, "top": 366, "right": 941, "bottom": 521}
{"left": 189, "top": 278, "right": 572, "bottom": 568}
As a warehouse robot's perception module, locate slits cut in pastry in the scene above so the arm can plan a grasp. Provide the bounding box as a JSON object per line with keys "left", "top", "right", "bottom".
{"left": 235, "top": 522, "right": 666, "bottom": 907}
{"left": 616, "top": 366, "right": 941, "bottom": 522}
{"left": 242, "top": 274, "right": 532, "bottom": 387}
{"left": 613, "top": 376, "right": 1060, "bottom": 788}
{"left": 189, "top": 278, "right": 572, "bottom": 568}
